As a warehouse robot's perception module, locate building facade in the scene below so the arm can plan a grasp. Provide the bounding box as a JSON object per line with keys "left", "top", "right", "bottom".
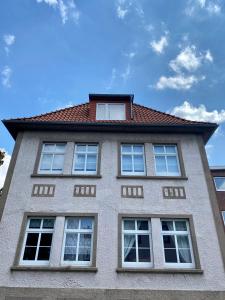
{"left": 0, "top": 94, "right": 225, "bottom": 299}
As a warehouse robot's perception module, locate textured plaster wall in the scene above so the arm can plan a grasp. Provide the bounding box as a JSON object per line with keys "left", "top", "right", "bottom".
{"left": 0, "top": 131, "right": 224, "bottom": 290}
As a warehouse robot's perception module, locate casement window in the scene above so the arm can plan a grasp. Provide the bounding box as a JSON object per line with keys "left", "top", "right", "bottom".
{"left": 121, "top": 144, "right": 146, "bottom": 175}
{"left": 96, "top": 103, "right": 126, "bottom": 120}
{"left": 214, "top": 177, "right": 225, "bottom": 191}
{"left": 62, "top": 217, "right": 94, "bottom": 266}
{"left": 73, "top": 144, "right": 98, "bottom": 175}
{"left": 161, "top": 219, "right": 194, "bottom": 268}
{"left": 153, "top": 145, "right": 180, "bottom": 176}
{"left": 122, "top": 219, "right": 152, "bottom": 268}
{"left": 38, "top": 143, "right": 66, "bottom": 174}
{"left": 20, "top": 217, "right": 55, "bottom": 266}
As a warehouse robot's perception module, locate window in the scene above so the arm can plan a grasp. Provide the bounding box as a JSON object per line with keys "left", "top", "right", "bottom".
{"left": 122, "top": 219, "right": 152, "bottom": 268}
{"left": 121, "top": 144, "right": 145, "bottom": 175}
{"left": 96, "top": 103, "right": 126, "bottom": 120}
{"left": 161, "top": 219, "right": 194, "bottom": 268}
{"left": 154, "top": 145, "right": 180, "bottom": 176}
{"left": 38, "top": 143, "right": 66, "bottom": 174}
{"left": 20, "top": 217, "right": 55, "bottom": 265}
{"left": 73, "top": 144, "right": 98, "bottom": 174}
{"left": 62, "top": 217, "right": 94, "bottom": 266}
{"left": 214, "top": 177, "right": 225, "bottom": 191}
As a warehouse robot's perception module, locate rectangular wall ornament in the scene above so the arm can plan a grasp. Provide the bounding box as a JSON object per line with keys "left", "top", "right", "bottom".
{"left": 121, "top": 185, "right": 144, "bottom": 198}
{"left": 163, "top": 186, "right": 186, "bottom": 199}
{"left": 74, "top": 185, "right": 96, "bottom": 197}
{"left": 32, "top": 184, "right": 55, "bottom": 197}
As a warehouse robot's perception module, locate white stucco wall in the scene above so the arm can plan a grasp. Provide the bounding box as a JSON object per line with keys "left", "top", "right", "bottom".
{"left": 0, "top": 131, "right": 224, "bottom": 290}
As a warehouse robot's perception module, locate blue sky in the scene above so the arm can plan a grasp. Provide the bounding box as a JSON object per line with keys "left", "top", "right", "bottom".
{"left": 1, "top": 0, "right": 225, "bottom": 185}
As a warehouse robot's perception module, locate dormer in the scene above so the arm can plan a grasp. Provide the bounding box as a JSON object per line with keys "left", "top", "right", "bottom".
{"left": 89, "top": 94, "right": 134, "bottom": 121}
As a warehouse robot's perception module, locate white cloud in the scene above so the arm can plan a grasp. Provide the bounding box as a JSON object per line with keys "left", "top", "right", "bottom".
{"left": 206, "top": 2, "right": 221, "bottom": 14}
{"left": 205, "top": 49, "right": 213, "bottom": 62}
{"left": 0, "top": 149, "right": 11, "bottom": 189}
{"left": 117, "top": 6, "right": 128, "bottom": 19}
{"left": 170, "top": 101, "right": 225, "bottom": 123}
{"left": 3, "top": 34, "right": 15, "bottom": 46}
{"left": 150, "top": 35, "right": 168, "bottom": 54}
{"left": 1, "top": 66, "right": 12, "bottom": 88}
{"left": 186, "top": 0, "right": 221, "bottom": 16}
{"left": 156, "top": 74, "right": 203, "bottom": 90}
{"left": 106, "top": 68, "right": 117, "bottom": 90}
{"left": 121, "top": 64, "right": 131, "bottom": 81}
{"left": 36, "top": 0, "right": 80, "bottom": 24}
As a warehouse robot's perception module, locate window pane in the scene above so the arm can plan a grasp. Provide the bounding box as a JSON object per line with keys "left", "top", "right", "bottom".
{"left": 78, "top": 247, "right": 91, "bottom": 261}
{"left": 154, "top": 146, "right": 165, "bottom": 154}
{"left": 177, "top": 235, "right": 190, "bottom": 248}
{"left": 138, "top": 235, "right": 150, "bottom": 248}
{"left": 124, "top": 220, "right": 135, "bottom": 230}
{"left": 25, "top": 233, "right": 39, "bottom": 246}
{"left": 175, "top": 221, "right": 187, "bottom": 231}
{"left": 43, "top": 144, "right": 55, "bottom": 152}
{"left": 133, "top": 145, "right": 143, "bottom": 153}
{"left": 40, "top": 154, "right": 52, "bottom": 170}
{"left": 163, "top": 235, "right": 176, "bottom": 248}
{"left": 109, "top": 104, "right": 125, "bottom": 120}
{"left": 52, "top": 154, "right": 64, "bottom": 171}
{"left": 124, "top": 234, "right": 136, "bottom": 248}
{"left": 55, "top": 144, "right": 66, "bottom": 153}
{"left": 124, "top": 247, "right": 136, "bottom": 262}
{"left": 138, "top": 248, "right": 150, "bottom": 262}
{"left": 165, "top": 145, "right": 176, "bottom": 154}
{"left": 29, "top": 219, "right": 42, "bottom": 229}
{"left": 23, "top": 247, "right": 37, "bottom": 260}
{"left": 161, "top": 221, "right": 174, "bottom": 231}
{"left": 65, "top": 233, "right": 78, "bottom": 246}
{"left": 155, "top": 156, "right": 167, "bottom": 174}
{"left": 79, "top": 234, "right": 92, "bottom": 247}
{"left": 96, "top": 104, "right": 106, "bottom": 120}
{"left": 122, "top": 155, "right": 132, "bottom": 172}
{"left": 86, "top": 154, "right": 97, "bottom": 171}
{"left": 167, "top": 156, "right": 179, "bottom": 175}
{"left": 137, "top": 220, "right": 149, "bottom": 231}
{"left": 67, "top": 218, "right": 79, "bottom": 229}
{"left": 74, "top": 154, "right": 85, "bottom": 171}
{"left": 214, "top": 178, "right": 225, "bottom": 191}
{"left": 37, "top": 247, "right": 51, "bottom": 260}
{"left": 88, "top": 145, "right": 98, "bottom": 152}
{"left": 76, "top": 145, "right": 87, "bottom": 152}
{"left": 179, "top": 249, "right": 192, "bottom": 263}
{"left": 64, "top": 246, "right": 76, "bottom": 261}
{"left": 164, "top": 249, "right": 177, "bottom": 263}
{"left": 80, "top": 218, "right": 93, "bottom": 230}
{"left": 40, "top": 233, "right": 52, "bottom": 247}
{"left": 133, "top": 155, "right": 144, "bottom": 172}
{"left": 43, "top": 219, "right": 55, "bottom": 229}
{"left": 121, "top": 145, "right": 132, "bottom": 153}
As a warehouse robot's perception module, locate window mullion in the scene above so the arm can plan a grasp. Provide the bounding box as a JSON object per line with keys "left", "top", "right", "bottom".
{"left": 76, "top": 232, "right": 80, "bottom": 262}
{"left": 136, "top": 233, "right": 138, "bottom": 263}
{"left": 174, "top": 234, "right": 180, "bottom": 264}
{"left": 35, "top": 232, "right": 42, "bottom": 261}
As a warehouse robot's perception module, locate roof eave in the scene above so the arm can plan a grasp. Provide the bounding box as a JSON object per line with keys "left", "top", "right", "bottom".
{"left": 2, "top": 119, "right": 218, "bottom": 144}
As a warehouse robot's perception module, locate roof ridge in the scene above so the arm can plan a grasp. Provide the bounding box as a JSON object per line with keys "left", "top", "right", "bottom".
{"left": 133, "top": 103, "right": 208, "bottom": 125}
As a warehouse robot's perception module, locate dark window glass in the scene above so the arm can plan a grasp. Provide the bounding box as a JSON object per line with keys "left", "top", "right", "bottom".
{"left": 25, "top": 233, "right": 39, "bottom": 246}
{"left": 163, "top": 235, "right": 176, "bottom": 248}
{"left": 43, "top": 219, "right": 55, "bottom": 229}
{"left": 164, "top": 249, "right": 177, "bottom": 263}
{"left": 138, "top": 248, "right": 150, "bottom": 262}
{"left": 40, "top": 233, "right": 52, "bottom": 247}
{"left": 137, "top": 220, "right": 148, "bottom": 230}
{"left": 37, "top": 247, "right": 51, "bottom": 260}
{"left": 23, "top": 247, "right": 37, "bottom": 260}
{"left": 29, "top": 219, "right": 41, "bottom": 229}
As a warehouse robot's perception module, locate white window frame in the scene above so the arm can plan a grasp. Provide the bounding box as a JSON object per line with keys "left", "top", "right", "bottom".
{"left": 38, "top": 142, "right": 66, "bottom": 174}
{"left": 153, "top": 144, "right": 181, "bottom": 176}
{"left": 73, "top": 144, "right": 98, "bottom": 175}
{"left": 122, "top": 219, "right": 153, "bottom": 268}
{"left": 161, "top": 219, "right": 195, "bottom": 269}
{"left": 214, "top": 177, "right": 225, "bottom": 191}
{"left": 61, "top": 217, "right": 94, "bottom": 266}
{"left": 121, "top": 144, "right": 146, "bottom": 176}
{"left": 96, "top": 103, "right": 126, "bottom": 120}
{"left": 20, "top": 217, "right": 55, "bottom": 266}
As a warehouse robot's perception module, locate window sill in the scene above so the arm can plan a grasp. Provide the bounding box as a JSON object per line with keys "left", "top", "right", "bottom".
{"left": 116, "top": 268, "right": 203, "bottom": 274}
{"left": 117, "top": 175, "right": 188, "bottom": 180}
{"left": 31, "top": 174, "right": 102, "bottom": 179}
{"left": 11, "top": 266, "right": 98, "bottom": 272}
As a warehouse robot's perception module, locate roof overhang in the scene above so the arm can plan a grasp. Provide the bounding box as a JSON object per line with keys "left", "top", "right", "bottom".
{"left": 2, "top": 119, "right": 218, "bottom": 144}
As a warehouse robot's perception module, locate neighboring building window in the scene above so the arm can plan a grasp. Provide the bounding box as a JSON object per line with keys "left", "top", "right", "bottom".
{"left": 62, "top": 217, "right": 94, "bottom": 266}
{"left": 154, "top": 145, "right": 180, "bottom": 176}
{"left": 214, "top": 177, "right": 225, "bottom": 191}
{"left": 122, "top": 219, "right": 152, "bottom": 268}
{"left": 38, "top": 143, "right": 66, "bottom": 174}
{"left": 96, "top": 103, "right": 126, "bottom": 120}
{"left": 73, "top": 144, "right": 98, "bottom": 175}
{"left": 161, "top": 219, "right": 194, "bottom": 268}
{"left": 20, "top": 217, "right": 55, "bottom": 265}
{"left": 121, "top": 144, "right": 145, "bottom": 176}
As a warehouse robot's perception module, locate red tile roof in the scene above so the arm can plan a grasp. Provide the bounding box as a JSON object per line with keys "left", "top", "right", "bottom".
{"left": 11, "top": 102, "right": 210, "bottom": 126}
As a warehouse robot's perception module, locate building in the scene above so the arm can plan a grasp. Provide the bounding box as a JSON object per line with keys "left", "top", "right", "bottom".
{"left": 0, "top": 94, "right": 225, "bottom": 299}
{"left": 211, "top": 166, "right": 225, "bottom": 227}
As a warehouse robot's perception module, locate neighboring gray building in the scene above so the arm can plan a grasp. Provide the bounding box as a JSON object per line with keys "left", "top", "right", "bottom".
{"left": 0, "top": 94, "right": 225, "bottom": 299}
